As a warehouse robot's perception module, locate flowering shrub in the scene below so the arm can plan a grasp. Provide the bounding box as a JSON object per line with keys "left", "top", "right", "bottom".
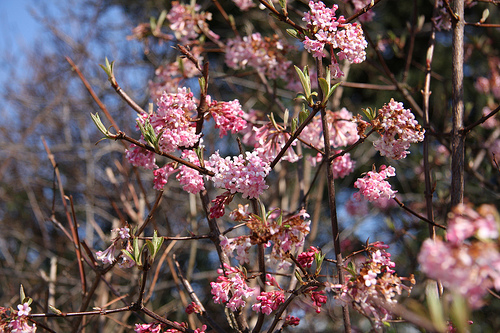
{"left": 3, "top": 0, "right": 500, "bottom": 332}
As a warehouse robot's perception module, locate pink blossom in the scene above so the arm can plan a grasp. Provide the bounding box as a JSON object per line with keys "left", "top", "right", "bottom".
{"left": 176, "top": 150, "right": 205, "bottom": 194}
{"left": 300, "top": 108, "right": 359, "bottom": 151}
{"left": 331, "top": 151, "right": 355, "bottom": 179}
{"left": 253, "top": 122, "right": 300, "bottom": 163}
{"left": 153, "top": 164, "right": 178, "bottom": 191}
{"left": 167, "top": 1, "right": 218, "bottom": 43}
{"left": 419, "top": 204, "right": 500, "bottom": 308}
{"left": 343, "top": 0, "right": 375, "bottom": 22}
{"left": 210, "top": 191, "right": 233, "bottom": 219}
{"left": 126, "top": 144, "right": 157, "bottom": 170}
{"left": 302, "top": 1, "right": 367, "bottom": 74}
{"left": 232, "top": 0, "right": 255, "bottom": 11}
{"left": 134, "top": 323, "right": 161, "bottom": 333}
{"left": 283, "top": 315, "right": 300, "bottom": 327}
{"left": 208, "top": 99, "right": 247, "bottom": 137}
{"left": 206, "top": 150, "right": 271, "bottom": 199}
{"left": 310, "top": 290, "right": 327, "bottom": 313}
{"left": 96, "top": 244, "right": 116, "bottom": 265}
{"left": 210, "top": 265, "right": 255, "bottom": 311}
{"left": 16, "top": 303, "right": 31, "bottom": 317}
{"left": 143, "top": 87, "right": 200, "bottom": 154}
{"left": 252, "top": 290, "right": 285, "bottom": 315}
{"left": 8, "top": 318, "right": 37, "bottom": 333}
{"left": 185, "top": 302, "right": 202, "bottom": 314}
{"left": 149, "top": 47, "right": 203, "bottom": 100}
{"left": 226, "top": 33, "right": 292, "bottom": 79}
{"left": 353, "top": 165, "right": 397, "bottom": 203}
{"left": 297, "top": 246, "right": 320, "bottom": 268}
{"left": 373, "top": 99, "right": 425, "bottom": 160}
{"left": 329, "top": 242, "right": 414, "bottom": 327}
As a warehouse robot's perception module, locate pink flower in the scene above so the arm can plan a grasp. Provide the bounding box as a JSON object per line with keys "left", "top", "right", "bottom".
{"left": 153, "top": 164, "right": 178, "bottom": 190}
{"left": 226, "top": 33, "right": 292, "bottom": 79}
{"left": 96, "top": 244, "right": 117, "bottom": 265}
{"left": 17, "top": 303, "right": 31, "bottom": 317}
{"left": 302, "top": 1, "right": 367, "bottom": 74}
{"left": 126, "top": 144, "right": 157, "bottom": 170}
{"left": 331, "top": 151, "right": 355, "bottom": 179}
{"left": 253, "top": 122, "right": 300, "bottom": 163}
{"left": 310, "top": 290, "right": 328, "bottom": 313}
{"left": 206, "top": 150, "right": 271, "bottom": 199}
{"left": 176, "top": 150, "right": 205, "bottom": 194}
{"left": 373, "top": 99, "right": 425, "bottom": 160}
{"left": 300, "top": 108, "right": 359, "bottom": 151}
{"left": 297, "top": 246, "right": 320, "bottom": 268}
{"left": 252, "top": 290, "right": 285, "bottom": 315}
{"left": 353, "top": 165, "right": 397, "bottom": 203}
{"left": 134, "top": 323, "right": 161, "bottom": 333}
{"left": 145, "top": 88, "right": 200, "bottom": 154}
{"left": 167, "top": 1, "right": 218, "bottom": 43}
{"left": 185, "top": 302, "right": 202, "bottom": 314}
{"left": 283, "top": 315, "right": 300, "bottom": 327}
{"left": 210, "top": 265, "right": 255, "bottom": 311}
{"left": 232, "top": 0, "right": 255, "bottom": 11}
{"left": 208, "top": 99, "right": 247, "bottom": 137}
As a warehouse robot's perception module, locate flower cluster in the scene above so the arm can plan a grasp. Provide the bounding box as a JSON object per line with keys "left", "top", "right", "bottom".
{"left": 297, "top": 246, "right": 320, "bottom": 268}
{"left": 207, "top": 98, "right": 248, "bottom": 137}
{"left": 474, "top": 57, "right": 500, "bottom": 100}
{"left": 0, "top": 303, "right": 37, "bottom": 333}
{"left": 206, "top": 150, "right": 271, "bottom": 199}
{"left": 167, "top": 1, "right": 218, "bottom": 44}
{"left": 135, "top": 322, "right": 206, "bottom": 333}
{"left": 142, "top": 88, "right": 200, "bottom": 154}
{"left": 231, "top": 208, "right": 311, "bottom": 271}
{"left": 210, "top": 264, "right": 255, "bottom": 311}
{"left": 373, "top": 99, "right": 425, "bottom": 159}
{"left": 331, "top": 151, "right": 356, "bottom": 179}
{"left": 176, "top": 150, "right": 205, "bottom": 194}
{"left": 353, "top": 165, "right": 397, "bottom": 204}
{"left": 418, "top": 204, "right": 500, "bottom": 308}
{"left": 220, "top": 234, "right": 252, "bottom": 264}
{"left": 149, "top": 48, "right": 202, "bottom": 100}
{"left": 302, "top": 1, "right": 367, "bottom": 77}
{"left": 232, "top": 0, "right": 255, "bottom": 11}
{"left": 343, "top": 0, "right": 375, "bottom": 22}
{"left": 252, "top": 290, "right": 285, "bottom": 315}
{"left": 126, "top": 144, "right": 157, "bottom": 170}
{"left": 300, "top": 108, "right": 359, "bottom": 152}
{"left": 226, "top": 33, "right": 292, "bottom": 79}
{"left": 95, "top": 227, "right": 135, "bottom": 268}
{"left": 329, "top": 242, "right": 414, "bottom": 327}
{"left": 252, "top": 122, "right": 300, "bottom": 163}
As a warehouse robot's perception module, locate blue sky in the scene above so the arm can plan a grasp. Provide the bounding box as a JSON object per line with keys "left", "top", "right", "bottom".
{"left": 0, "top": 0, "right": 41, "bottom": 78}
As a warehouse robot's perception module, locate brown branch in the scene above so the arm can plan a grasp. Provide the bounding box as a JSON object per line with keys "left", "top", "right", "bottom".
{"left": 393, "top": 197, "right": 446, "bottom": 230}
{"left": 346, "top": 0, "right": 384, "bottom": 23}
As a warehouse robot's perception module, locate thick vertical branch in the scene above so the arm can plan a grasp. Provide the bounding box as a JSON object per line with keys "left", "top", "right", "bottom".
{"left": 450, "top": 0, "right": 465, "bottom": 206}
{"left": 316, "top": 60, "right": 351, "bottom": 333}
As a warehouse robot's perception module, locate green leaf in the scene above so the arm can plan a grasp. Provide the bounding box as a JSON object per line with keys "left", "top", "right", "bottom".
{"left": 346, "top": 260, "right": 357, "bottom": 277}
{"left": 99, "top": 57, "right": 114, "bottom": 78}
{"left": 278, "top": 0, "right": 286, "bottom": 12}
{"left": 19, "top": 285, "right": 26, "bottom": 304}
{"left": 294, "top": 65, "right": 311, "bottom": 98}
{"left": 327, "top": 82, "right": 341, "bottom": 101}
{"left": 122, "top": 249, "right": 135, "bottom": 262}
{"left": 291, "top": 118, "right": 298, "bottom": 135}
{"left": 298, "top": 109, "right": 310, "bottom": 125}
{"left": 91, "top": 113, "right": 111, "bottom": 139}
{"left": 426, "top": 281, "right": 447, "bottom": 332}
{"left": 198, "top": 76, "right": 206, "bottom": 95}
{"left": 318, "top": 77, "right": 330, "bottom": 105}
{"left": 294, "top": 269, "right": 303, "bottom": 283}
{"left": 286, "top": 28, "right": 301, "bottom": 39}
{"left": 283, "top": 109, "right": 289, "bottom": 128}
{"left": 49, "top": 305, "right": 63, "bottom": 315}
{"left": 157, "top": 10, "right": 167, "bottom": 27}
{"left": 133, "top": 237, "right": 142, "bottom": 265}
